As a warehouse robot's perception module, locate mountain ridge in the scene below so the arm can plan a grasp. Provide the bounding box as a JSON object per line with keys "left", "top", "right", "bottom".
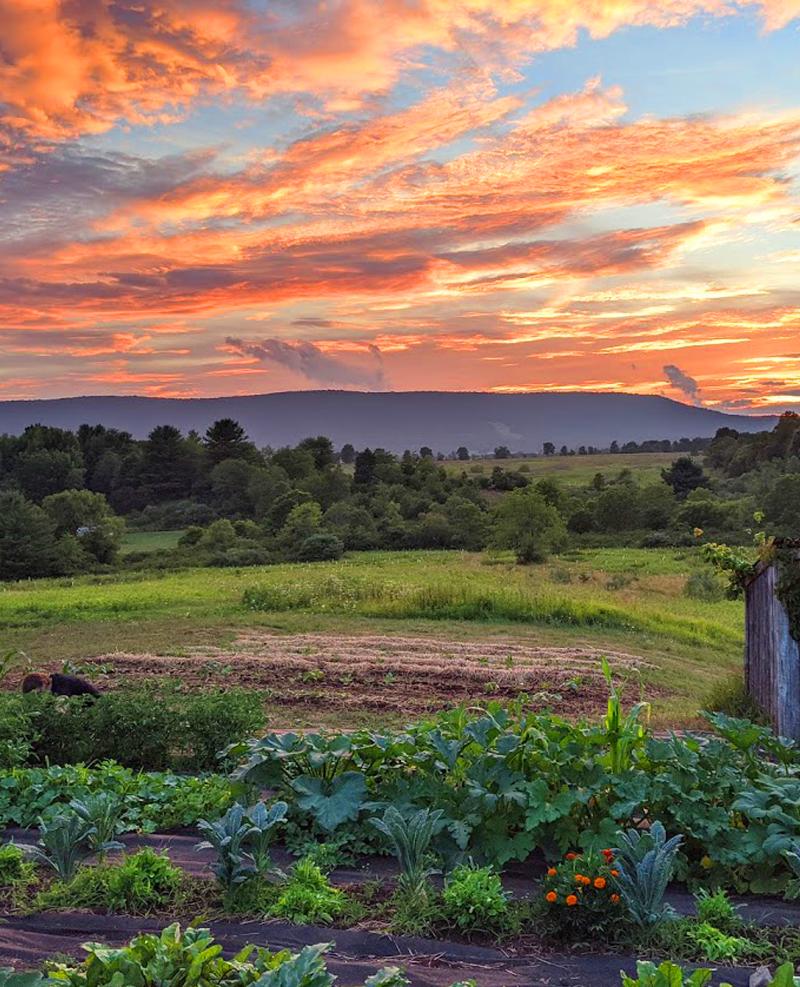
{"left": 0, "top": 390, "right": 777, "bottom": 453}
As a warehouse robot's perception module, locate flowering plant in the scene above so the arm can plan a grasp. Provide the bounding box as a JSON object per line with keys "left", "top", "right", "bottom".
{"left": 542, "top": 849, "right": 625, "bottom": 936}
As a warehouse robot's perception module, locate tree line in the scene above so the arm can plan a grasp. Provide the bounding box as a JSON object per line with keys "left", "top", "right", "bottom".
{"left": 0, "top": 416, "right": 797, "bottom": 580}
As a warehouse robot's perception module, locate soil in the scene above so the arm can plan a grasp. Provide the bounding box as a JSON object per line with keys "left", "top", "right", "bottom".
{"left": 4, "top": 632, "right": 653, "bottom": 722}
{"left": 0, "top": 911, "right": 754, "bottom": 987}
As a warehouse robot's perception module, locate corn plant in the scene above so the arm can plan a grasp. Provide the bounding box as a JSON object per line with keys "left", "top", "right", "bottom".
{"left": 612, "top": 821, "right": 683, "bottom": 926}
{"left": 370, "top": 806, "right": 442, "bottom": 895}
{"left": 20, "top": 812, "right": 122, "bottom": 882}
{"left": 601, "top": 656, "right": 650, "bottom": 773}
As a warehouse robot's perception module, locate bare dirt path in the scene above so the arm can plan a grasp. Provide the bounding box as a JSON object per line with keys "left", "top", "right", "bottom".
{"left": 6, "top": 632, "right": 653, "bottom": 722}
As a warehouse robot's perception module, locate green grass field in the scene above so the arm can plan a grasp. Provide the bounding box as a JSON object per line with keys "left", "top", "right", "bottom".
{"left": 445, "top": 451, "right": 678, "bottom": 486}
{"left": 0, "top": 548, "right": 742, "bottom": 726}
{"left": 120, "top": 530, "right": 186, "bottom": 554}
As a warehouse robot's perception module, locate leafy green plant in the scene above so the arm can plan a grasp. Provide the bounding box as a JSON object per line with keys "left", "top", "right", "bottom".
{"left": 620, "top": 960, "right": 718, "bottom": 987}
{"left": 0, "top": 970, "right": 49, "bottom": 987}
{"left": 69, "top": 793, "right": 125, "bottom": 850}
{"left": 686, "top": 921, "right": 749, "bottom": 963}
{"left": 370, "top": 806, "right": 442, "bottom": 896}
{"left": 441, "top": 863, "right": 509, "bottom": 933}
{"left": 269, "top": 857, "right": 344, "bottom": 925}
{"left": 20, "top": 812, "right": 122, "bottom": 882}
{"left": 612, "top": 822, "right": 683, "bottom": 927}
{"left": 785, "top": 842, "right": 800, "bottom": 899}
{"left": 196, "top": 803, "right": 255, "bottom": 892}
{"left": 246, "top": 800, "right": 288, "bottom": 875}
{"left": 104, "top": 848, "right": 183, "bottom": 913}
{"left": 0, "top": 843, "right": 33, "bottom": 888}
{"left": 694, "top": 888, "right": 738, "bottom": 930}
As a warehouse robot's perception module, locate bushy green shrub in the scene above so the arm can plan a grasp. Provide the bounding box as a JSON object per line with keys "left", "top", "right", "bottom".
{"left": 693, "top": 888, "right": 738, "bottom": 930}
{"left": 442, "top": 864, "right": 509, "bottom": 933}
{"left": 685, "top": 571, "right": 725, "bottom": 602}
{"left": 297, "top": 533, "right": 344, "bottom": 562}
{"left": 19, "top": 688, "right": 264, "bottom": 771}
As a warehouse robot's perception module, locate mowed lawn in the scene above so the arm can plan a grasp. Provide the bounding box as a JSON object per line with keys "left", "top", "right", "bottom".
{"left": 0, "top": 549, "right": 743, "bottom": 725}
{"left": 444, "top": 451, "right": 678, "bottom": 486}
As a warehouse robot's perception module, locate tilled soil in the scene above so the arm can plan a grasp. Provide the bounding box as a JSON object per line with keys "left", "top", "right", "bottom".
{"left": 6, "top": 632, "right": 653, "bottom": 721}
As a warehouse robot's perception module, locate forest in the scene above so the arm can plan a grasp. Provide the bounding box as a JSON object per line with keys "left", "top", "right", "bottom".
{"left": 1, "top": 413, "right": 799, "bottom": 580}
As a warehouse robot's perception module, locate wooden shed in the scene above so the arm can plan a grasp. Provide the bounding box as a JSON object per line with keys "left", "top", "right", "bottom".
{"left": 745, "top": 540, "right": 800, "bottom": 740}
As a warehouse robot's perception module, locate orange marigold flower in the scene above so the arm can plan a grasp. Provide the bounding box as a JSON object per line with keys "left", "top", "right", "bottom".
{"left": 594, "top": 877, "right": 607, "bottom": 889}
{"left": 611, "top": 893, "right": 621, "bottom": 904}
{"left": 565, "top": 852, "right": 577, "bottom": 861}
{"left": 566, "top": 894, "right": 578, "bottom": 906}
{"left": 574, "top": 874, "right": 584, "bottom": 883}
{"left": 547, "top": 868, "right": 557, "bottom": 877}
{"left": 581, "top": 875, "right": 591, "bottom": 885}
{"left": 545, "top": 891, "right": 557, "bottom": 903}
{"left": 610, "top": 869, "right": 619, "bottom": 877}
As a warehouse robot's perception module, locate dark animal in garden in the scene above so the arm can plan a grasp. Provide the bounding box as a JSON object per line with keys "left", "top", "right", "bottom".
{"left": 22, "top": 672, "right": 101, "bottom": 699}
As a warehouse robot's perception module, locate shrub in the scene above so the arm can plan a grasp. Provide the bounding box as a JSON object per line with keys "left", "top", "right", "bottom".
{"left": 704, "top": 675, "right": 766, "bottom": 721}
{"left": 21, "top": 688, "right": 264, "bottom": 771}
{"left": 442, "top": 863, "right": 509, "bottom": 933}
{"left": 685, "top": 571, "right": 725, "bottom": 602}
{"left": 297, "top": 533, "right": 344, "bottom": 562}
{"left": 269, "top": 857, "right": 344, "bottom": 924}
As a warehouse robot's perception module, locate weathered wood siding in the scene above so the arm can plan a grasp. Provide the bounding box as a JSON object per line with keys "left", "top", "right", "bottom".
{"left": 745, "top": 561, "right": 800, "bottom": 740}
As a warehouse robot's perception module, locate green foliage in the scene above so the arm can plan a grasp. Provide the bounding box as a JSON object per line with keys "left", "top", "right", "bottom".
{"left": 292, "top": 772, "right": 367, "bottom": 833}
{"left": 20, "top": 811, "right": 123, "bottom": 882}
{"left": 0, "top": 842, "right": 35, "bottom": 893}
{"left": 269, "top": 857, "right": 344, "bottom": 925}
{"left": 197, "top": 801, "right": 289, "bottom": 893}
{"left": 230, "top": 686, "right": 800, "bottom": 892}
{"left": 297, "top": 534, "right": 344, "bottom": 562}
{"left": 104, "top": 848, "right": 183, "bottom": 913}
{"left": 17, "top": 687, "right": 264, "bottom": 771}
{"left": 601, "top": 657, "right": 649, "bottom": 773}
{"left": 685, "top": 571, "right": 725, "bottom": 602}
{"left": 685, "top": 921, "right": 749, "bottom": 962}
{"left": 441, "top": 863, "right": 509, "bottom": 933}
{"left": 612, "top": 822, "right": 683, "bottom": 927}
{"left": 0, "top": 970, "right": 50, "bottom": 987}
{"left": 37, "top": 848, "right": 183, "bottom": 915}
{"left": 68, "top": 793, "right": 125, "bottom": 849}
{"left": 693, "top": 888, "right": 738, "bottom": 930}
{"left": 490, "top": 486, "right": 568, "bottom": 563}
{"left": 0, "top": 761, "right": 236, "bottom": 833}
{"left": 370, "top": 806, "right": 442, "bottom": 896}
{"left": 620, "top": 960, "right": 716, "bottom": 987}
{"left": 543, "top": 849, "right": 625, "bottom": 938}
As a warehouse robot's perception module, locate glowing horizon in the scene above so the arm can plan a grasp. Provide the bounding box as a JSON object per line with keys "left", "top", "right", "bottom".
{"left": 2, "top": 1, "right": 800, "bottom": 413}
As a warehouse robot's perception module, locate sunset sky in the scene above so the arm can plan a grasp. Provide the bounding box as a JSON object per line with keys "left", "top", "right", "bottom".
{"left": 2, "top": 1, "right": 800, "bottom": 410}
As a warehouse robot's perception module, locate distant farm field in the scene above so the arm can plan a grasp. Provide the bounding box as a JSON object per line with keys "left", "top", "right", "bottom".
{"left": 120, "top": 530, "right": 186, "bottom": 554}
{"left": 444, "top": 451, "right": 679, "bottom": 486}
{"left": 0, "top": 548, "right": 742, "bottom": 728}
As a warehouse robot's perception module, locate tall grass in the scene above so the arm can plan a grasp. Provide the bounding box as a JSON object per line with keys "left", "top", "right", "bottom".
{"left": 243, "top": 574, "right": 739, "bottom": 647}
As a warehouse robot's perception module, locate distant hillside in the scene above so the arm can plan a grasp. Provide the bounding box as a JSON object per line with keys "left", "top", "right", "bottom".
{"left": 0, "top": 391, "right": 776, "bottom": 453}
